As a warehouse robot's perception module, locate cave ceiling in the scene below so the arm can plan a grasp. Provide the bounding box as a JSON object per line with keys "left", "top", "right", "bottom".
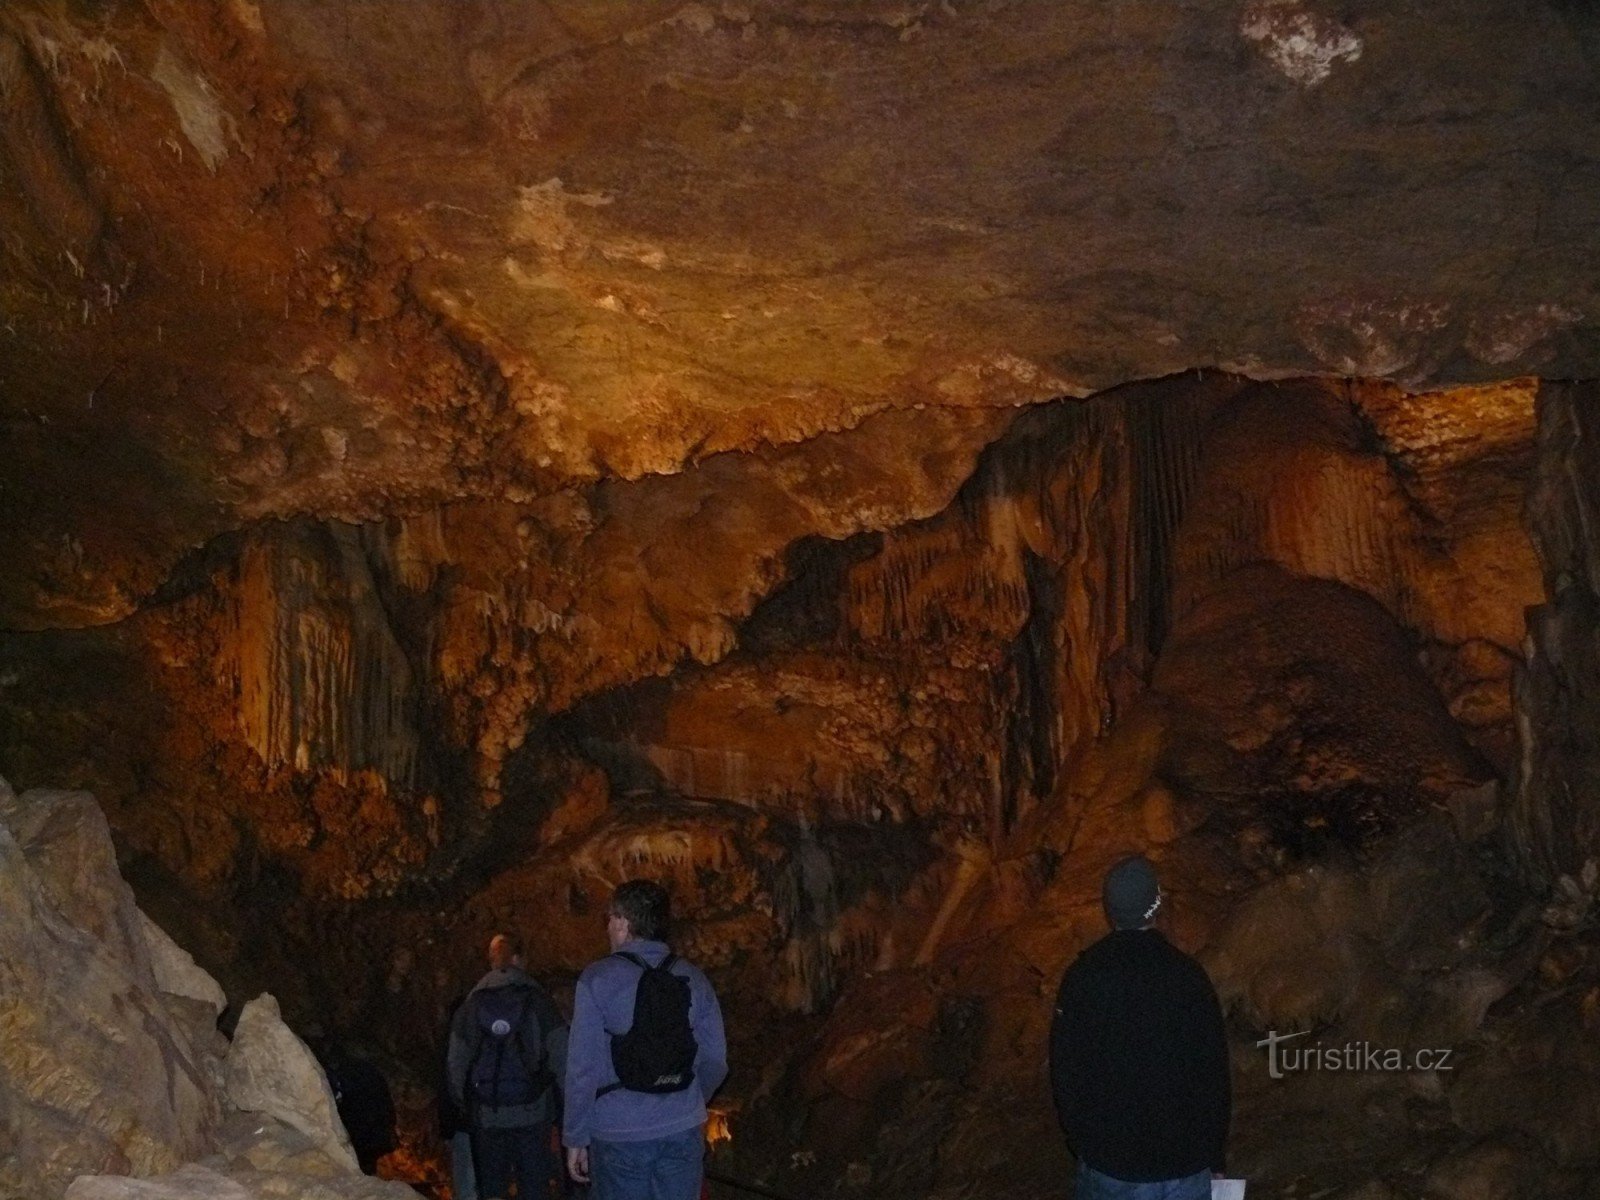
{"left": 2, "top": 0, "right": 1598, "bottom": 628}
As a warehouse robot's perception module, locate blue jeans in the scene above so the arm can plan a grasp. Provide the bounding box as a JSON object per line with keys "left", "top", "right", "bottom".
{"left": 450, "top": 1130, "right": 479, "bottom": 1200}
{"left": 474, "top": 1123, "right": 555, "bottom": 1200}
{"left": 590, "top": 1127, "right": 704, "bottom": 1200}
{"left": 1075, "top": 1162, "right": 1211, "bottom": 1200}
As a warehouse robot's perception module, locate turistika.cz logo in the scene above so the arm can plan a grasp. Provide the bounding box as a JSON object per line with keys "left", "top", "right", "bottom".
{"left": 1255, "top": 1029, "right": 1455, "bottom": 1080}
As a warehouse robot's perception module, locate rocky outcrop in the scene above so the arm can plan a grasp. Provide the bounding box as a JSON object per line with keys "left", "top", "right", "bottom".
{"left": 1155, "top": 566, "right": 1491, "bottom": 829}
{"left": 0, "top": 780, "right": 220, "bottom": 1197}
{"left": 0, "top": 363, "right": 1571, "bottom": 1196}
{"left": 0, "top": 777, "right": 397, "bottom": 1198}
{"left": 1169, "top": 378, "right": 1541, "bottom": 769}
{"left": 224, "top": 994, "right": 360, "bottom": 1173}
{"left": 139, "top": 909, "right": 228, "bottom": 1016}
{"left": 67, "top": 1114, "right": 415, "bottom": 1200}
{"left": 1204, "top": 817, "right": 1540, "bottom": 1040}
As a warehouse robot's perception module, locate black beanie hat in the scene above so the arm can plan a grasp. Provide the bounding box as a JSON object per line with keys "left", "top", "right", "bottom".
{"left": 1103, "top": 855, "right": 1161, "bottom": 928}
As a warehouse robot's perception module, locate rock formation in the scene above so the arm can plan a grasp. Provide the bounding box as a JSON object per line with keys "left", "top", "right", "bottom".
{"left": 0, "top": 775, "right": 413, "bottom": 1200}
{"left": 5, "top": 362, "right": 1592, "bottom": 1196}
{"left": 0, "top": 780, "right": 220, "bottom": 1197}
{"left": 1, "top": 1, "right": 1597, "bottom": 629}
{"left": 3, "top": 2, "right": 1600, "bottom": 1197}
{"left": 225, "top": 994, "right": 360, "bottom": 1173}
{"left": 1507, "top": 381, "right": 1600, "bottom": 894}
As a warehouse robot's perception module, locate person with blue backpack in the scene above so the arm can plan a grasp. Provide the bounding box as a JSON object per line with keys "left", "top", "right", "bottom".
{"left": 448, "top": 933, "right": 569, "bottom": 1200}
{"left": 563, "top": 880, "right": 727, "bottom": 1200}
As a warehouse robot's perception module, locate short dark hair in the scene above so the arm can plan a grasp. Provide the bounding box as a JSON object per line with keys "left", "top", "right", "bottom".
{"left": 610, "top": 879, "right": 671, "bottom": 942}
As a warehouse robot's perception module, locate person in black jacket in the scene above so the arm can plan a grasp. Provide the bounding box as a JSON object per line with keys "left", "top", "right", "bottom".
{"left": 1048, "top": 855, "right": 1230, "bottom": 1200}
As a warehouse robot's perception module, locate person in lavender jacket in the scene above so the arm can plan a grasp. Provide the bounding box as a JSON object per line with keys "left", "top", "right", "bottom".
{"left": 563, "top": 880, "right": 728, "bottom": 1200}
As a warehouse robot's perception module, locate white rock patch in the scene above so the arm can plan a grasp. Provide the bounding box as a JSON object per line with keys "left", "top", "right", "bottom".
{"left": 1241, "top": 1, "right": 1363, "bottom": 87}
{"left": 152, "top": 46, "right": 238, "bottom": 172}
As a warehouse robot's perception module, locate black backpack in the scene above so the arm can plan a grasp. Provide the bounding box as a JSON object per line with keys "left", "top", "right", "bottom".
{"left": 597, "top": 952, "right": 698, "bottom": 1097}
{"left": 466, "top": 982, "right": 558, "bottom": 1113}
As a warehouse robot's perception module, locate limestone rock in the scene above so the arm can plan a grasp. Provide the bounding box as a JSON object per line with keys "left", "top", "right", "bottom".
{"left": 1507, "top": 380, "right": 1600, "bottom": 888}
{"left": 138, "top": 909, "right": 230, "bottom": 1083}
{"left": 66, "top": 1115, "right": 418, "bottom": 1199}
{"left": 0, "top": 786, "right": 158, "bottom": 992}
{"left": 1449, "top": 980, "right": 1600, "bottom": 1167}
{"left": 1157, "top": 566, "right": 1490, "bottom": 817}
{"left": 1337, "top": 1185, "right": 1401, "bottom": 1200}
{"left": 1165, "top": 378, "right": 1539, "bottom": 773}
{"left": 1205, "top": 863, "right": 1369, "bottom": 1031}
{"left": 139, "top": 908, "right": 227, "bottom": 1015}
{"left": 1421, "top": 1140, "right": 1531, "bottom": 1200}
{"left": 224, "top": 993, "right": 359, "bottom": 1172}
{"left": 67, "top": 1164, "right": 254, "bottom": 1200}
{"left": 0, "top": 795, "right": 219, "bottom": 1198}
{"left": 1205, "top": 818, "right": 1528, "bottom": 1046}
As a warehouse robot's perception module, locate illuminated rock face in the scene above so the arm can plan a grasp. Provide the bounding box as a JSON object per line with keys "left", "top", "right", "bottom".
{"left": 0, "top": 783, "right": 220, "bottom": 1196}
{"left": 1, "top": 0, "right": 1597, "bottom": 629}
{"left": 0, "top": 778, "right": 424, "bottom": 1200}
{"left": 0, "top": 372, "right": 1562, "bottom": 1198}
{"left": 0, "top": 4, "right": 1596, "bottom": 1189}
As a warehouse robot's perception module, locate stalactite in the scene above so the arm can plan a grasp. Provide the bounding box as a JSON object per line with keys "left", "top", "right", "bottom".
{"left": 771, "top": 821, "right": 843, "bottom": 1013}
{"left": 226, "top": 523, "right": 419, "bottom": 789}
{"left": 821, "top": 383, "right": 1224, "bottom": 842}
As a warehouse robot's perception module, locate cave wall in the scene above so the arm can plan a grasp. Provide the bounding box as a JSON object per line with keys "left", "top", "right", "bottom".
{"left": 0, "top": 2, "right": 1595, "bottom": 1190}
{"left": 0, "top": 401, "right": 1014, "bottom": 1057}
{"left": 1508, "top": 380, "right": 1600, "bottom": 893}
{"left": 0, "top": 369, "right": 1555, "bottom": 1194}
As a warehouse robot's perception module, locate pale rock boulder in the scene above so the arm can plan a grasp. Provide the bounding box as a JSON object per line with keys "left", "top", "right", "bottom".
{"left": 68, "top": 1116, "right": 417, "bottom": 1200}
{"left": 66, "top": 1163, "right": 254, "bottom": 1200}
{"left": 139, "top": 909, "right": 227, "bottom": 1015}
{"left": 0, "top": 779, "right": 221, "bottom": 1198}
{"left": 0, "top": 786, "right": 158, "bottom": 992}
{"left": 224, "top": 993, "right": 359, "bottom": 1171}
{"left": 138, "top": 908, "right": 232, "bottom": 1082}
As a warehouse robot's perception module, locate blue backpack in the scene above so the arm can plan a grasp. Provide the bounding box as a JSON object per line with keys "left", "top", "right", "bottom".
{"left": 466, "top": 983, "right": 559, "bottom": 1112}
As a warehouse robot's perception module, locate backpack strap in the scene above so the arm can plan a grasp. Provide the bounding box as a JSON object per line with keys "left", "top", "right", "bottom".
{"left": 504, "top": 985, "right": 539, "bottom": 1088}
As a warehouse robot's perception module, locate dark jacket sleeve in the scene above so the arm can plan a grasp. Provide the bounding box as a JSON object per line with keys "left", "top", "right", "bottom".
{"left": 446, "top": 995, "right": 475, "bottom": 1110}
{"left": 1047, "top": 960, "right": 1090, "bottom": 1157}
{"left": 1194, "top": 968, "right": 1231, "bottom": 1174}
